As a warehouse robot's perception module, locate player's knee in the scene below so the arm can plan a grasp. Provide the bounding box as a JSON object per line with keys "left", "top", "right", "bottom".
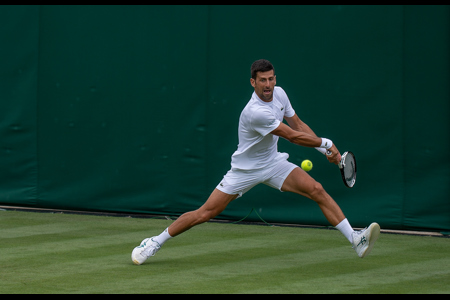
{"left": 308, "top": 182, "right": 326, "bottom": 201}
{"left": 198, "top": 213, "right": 211, "bottom": 224}
{"left": 196, "top": 209, "right": 218, "bottom": 224}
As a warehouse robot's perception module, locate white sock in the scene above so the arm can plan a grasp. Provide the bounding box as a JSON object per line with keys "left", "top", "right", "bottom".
{"left": 153, "top": 227, "right": 172, "bottom": 246}
{"left": 335, "top": 218, "right": 354, "bottom": 244}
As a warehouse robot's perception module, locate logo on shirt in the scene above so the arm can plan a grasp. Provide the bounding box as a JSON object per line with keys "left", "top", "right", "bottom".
{"left": 281, "top": 107, "right": 284, "bottom": 111}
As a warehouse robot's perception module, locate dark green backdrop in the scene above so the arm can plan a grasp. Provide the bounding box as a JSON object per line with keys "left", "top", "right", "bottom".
{"left": 1, "top": 5, "right": 449, "bottom": 232}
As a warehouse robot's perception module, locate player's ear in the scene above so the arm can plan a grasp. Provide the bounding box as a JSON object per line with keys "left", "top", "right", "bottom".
{"left": 250, "top": 78, "right": 256, "bottom": 88}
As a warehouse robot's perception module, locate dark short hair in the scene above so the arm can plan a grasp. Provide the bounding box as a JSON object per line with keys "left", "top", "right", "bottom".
{"left": 251, "top": 59, "right": 275, "bottom": 79}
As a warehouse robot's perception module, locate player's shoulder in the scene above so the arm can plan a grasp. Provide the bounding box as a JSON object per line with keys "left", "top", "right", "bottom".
{"left": 244, "top": 99, "right": 270, "bottom": 117}
{"left": 241, "top": 95, "right": 271, "bottom": 122}
{"left": 274, "top": 86, "right": 293, "bottom": 107}
{"left": 274, "top": 86, "right": 285, "bottom": 93}
{"left": 245, "top": 92, "right": 267, "bottom": 110}
{"left": 273, "top": 86, "right": 288, "bottom": 99}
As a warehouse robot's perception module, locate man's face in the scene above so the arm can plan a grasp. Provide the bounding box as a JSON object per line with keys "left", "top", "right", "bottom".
{"left": 250, "top": 70, "right": 276, "bottom": 102}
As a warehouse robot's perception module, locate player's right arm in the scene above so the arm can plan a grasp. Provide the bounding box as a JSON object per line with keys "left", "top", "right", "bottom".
{"left": 271, "top": 122, "right": 341, "bottom": 165}
{"left": 284, "top": 113, "right": 318, "bottom": 138}
{"left": 271, "top": 122, "right": 322, "bottom": 148}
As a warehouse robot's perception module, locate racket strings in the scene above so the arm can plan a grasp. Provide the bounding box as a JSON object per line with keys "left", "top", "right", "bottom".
{"left": 343, "top": 156, "right": 356, "bottom": 187}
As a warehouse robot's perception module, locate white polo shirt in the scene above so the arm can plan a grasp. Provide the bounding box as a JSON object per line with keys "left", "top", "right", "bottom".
{"left": 230, "top": 86, "right": 296, "bottom": 170}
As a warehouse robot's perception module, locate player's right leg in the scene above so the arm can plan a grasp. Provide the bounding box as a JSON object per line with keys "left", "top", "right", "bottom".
{"left": 167, "top": 189, "right": 238, "bottom": 237}
{"left": 131, "top": 189, "right": 238, "bottom": 265}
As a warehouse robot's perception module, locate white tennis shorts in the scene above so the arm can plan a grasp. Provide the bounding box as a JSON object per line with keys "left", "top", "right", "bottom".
{"left": 216, "top": 153, "right": 299, "bottom": 198}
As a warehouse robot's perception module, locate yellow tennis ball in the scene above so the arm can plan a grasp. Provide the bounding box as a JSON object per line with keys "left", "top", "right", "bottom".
{"left": 301, "top": 159, "right": 313, "bottom": 172}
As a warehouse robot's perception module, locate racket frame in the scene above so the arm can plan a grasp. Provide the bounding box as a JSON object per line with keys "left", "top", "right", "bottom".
{"left": 339, "top": 151, "right": 357, "bottom": 188}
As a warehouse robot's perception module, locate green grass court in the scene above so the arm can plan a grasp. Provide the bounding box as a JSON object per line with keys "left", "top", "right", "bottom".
{"left": 0, "top": 210, "right": 449, "bottom": 294}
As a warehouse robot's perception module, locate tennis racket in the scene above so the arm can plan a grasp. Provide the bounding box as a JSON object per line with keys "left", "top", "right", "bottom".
{"left": 335, "top": 151, "right": 357, "bottom": 188}
{"left": 317, "top": 148, "right": 357, "bottom": 188}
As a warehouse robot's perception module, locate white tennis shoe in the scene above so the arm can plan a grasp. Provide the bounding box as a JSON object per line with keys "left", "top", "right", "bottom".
{"left": 352, "top": 222, "right": 380, "bottom": 258}
{"left": 131, "top": 237, "right": 161, "bottom": 265}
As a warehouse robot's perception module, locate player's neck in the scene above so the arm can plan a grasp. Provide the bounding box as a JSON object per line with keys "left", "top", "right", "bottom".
{"left": 254, "top": 92, "right": 273, "bottom": 103}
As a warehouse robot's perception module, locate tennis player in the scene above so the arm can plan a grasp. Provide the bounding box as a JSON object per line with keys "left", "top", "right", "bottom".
{"left": 132, "top": 59, "right": 380, "bottom": 265}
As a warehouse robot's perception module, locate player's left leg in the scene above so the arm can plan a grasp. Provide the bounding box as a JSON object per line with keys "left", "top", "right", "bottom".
{"left": 281, "top": 167, "right": 345, "bottom": 226}
{"left": 280, "top": 166, "right": 380, "bottom": 258}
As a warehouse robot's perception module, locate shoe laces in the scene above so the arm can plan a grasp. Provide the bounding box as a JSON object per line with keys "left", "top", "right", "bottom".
{"left": 142, "top": 239, "right": 161, "bottom": 257}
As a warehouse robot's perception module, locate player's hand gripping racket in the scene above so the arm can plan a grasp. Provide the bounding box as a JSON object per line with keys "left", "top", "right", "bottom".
{"left": 317, "top": 148, "right": 357, "bottom": 188}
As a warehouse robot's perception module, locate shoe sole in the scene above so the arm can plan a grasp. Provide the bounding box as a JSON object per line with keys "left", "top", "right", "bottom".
{"left": 360, "top": 222, "right": 380, "bottom": 258}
